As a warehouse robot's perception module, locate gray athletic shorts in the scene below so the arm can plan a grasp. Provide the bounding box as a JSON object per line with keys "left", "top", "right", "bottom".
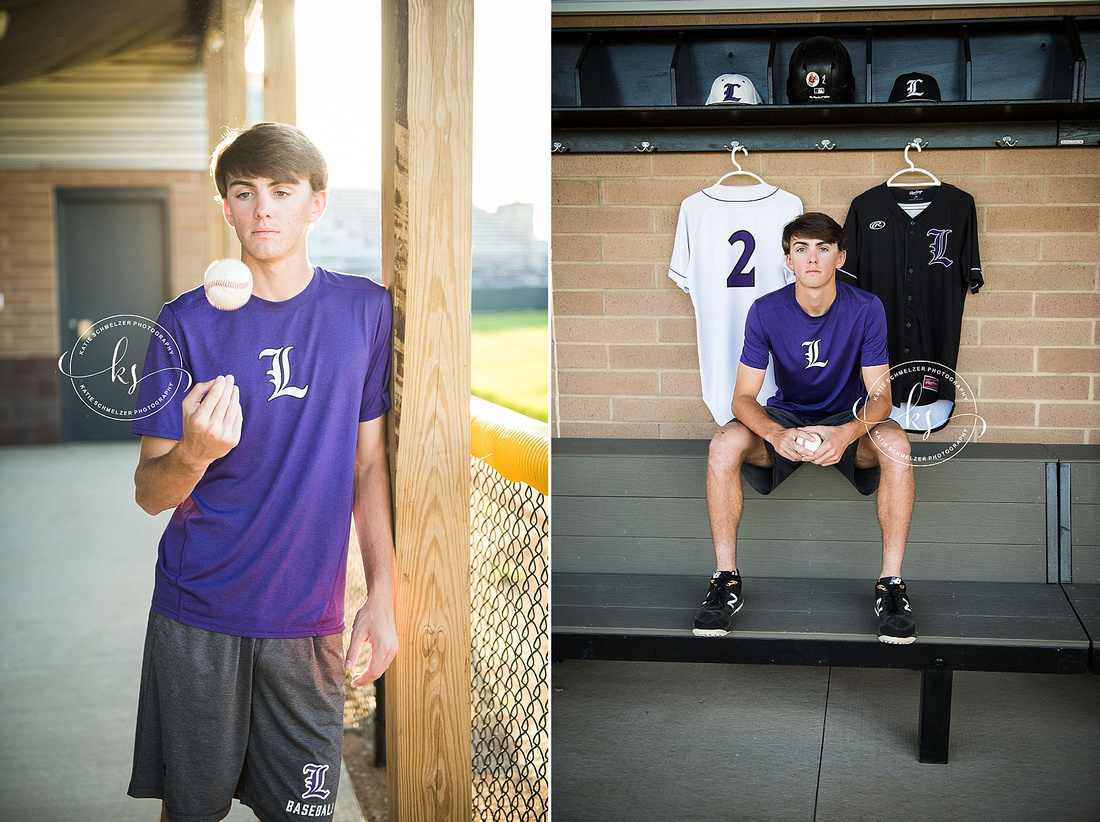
{"left": 128, "top": 610, "right": 346, "bottom": 822}
{"left": 739, "top": 406, "right": 881, "bottom": 497}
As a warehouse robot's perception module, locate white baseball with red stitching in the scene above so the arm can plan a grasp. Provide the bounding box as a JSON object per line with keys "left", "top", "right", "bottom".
{"left": 203, "top": 258, "right": 253, "bottom": 311}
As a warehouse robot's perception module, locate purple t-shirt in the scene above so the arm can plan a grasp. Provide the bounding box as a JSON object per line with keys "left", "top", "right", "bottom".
{"left": 131, "top": 267, "right": 392, "bottom": 638}
{"left": 740, "top": 280, "right": 889, "bottom": 421}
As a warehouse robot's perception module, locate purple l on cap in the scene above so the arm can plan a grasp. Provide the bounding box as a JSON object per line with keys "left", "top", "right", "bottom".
{"left": 705, "top": 74, "right": 762, "bottom": 105}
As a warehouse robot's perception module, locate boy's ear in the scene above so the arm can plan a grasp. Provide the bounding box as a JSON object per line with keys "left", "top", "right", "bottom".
{"left": 309, "top": 189, "right": 328, "bottom": 224}
{"left": 222, "top": 198, "right": 234, "bottom": 227}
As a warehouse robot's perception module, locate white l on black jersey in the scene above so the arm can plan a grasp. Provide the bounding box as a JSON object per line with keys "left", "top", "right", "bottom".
{"left": 669, "top": 183, "right": 802, "bottom": 426}
{"left": 841, "top": 182, "right": 982, "bottom": 429}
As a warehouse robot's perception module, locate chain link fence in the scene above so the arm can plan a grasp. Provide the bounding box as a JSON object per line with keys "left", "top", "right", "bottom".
{"left": 342, "top": 405, "right": 548, "bottom": 821}
{"left": 470, "top": 454, "right": 548, "bottom": 821}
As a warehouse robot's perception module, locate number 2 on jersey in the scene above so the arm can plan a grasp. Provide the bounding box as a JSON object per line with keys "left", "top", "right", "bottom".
{"left": 727, "top": 230, "right": 756, "bottom": 287}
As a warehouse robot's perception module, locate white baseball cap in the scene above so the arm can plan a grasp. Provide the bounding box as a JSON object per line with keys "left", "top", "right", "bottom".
{"left": 705, "top": 74, "right": 762, "bottom": 106}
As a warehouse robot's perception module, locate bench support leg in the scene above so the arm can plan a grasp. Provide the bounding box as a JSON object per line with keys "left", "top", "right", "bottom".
{"left": 918, "top": 666, "right": 953, "bottom": 763}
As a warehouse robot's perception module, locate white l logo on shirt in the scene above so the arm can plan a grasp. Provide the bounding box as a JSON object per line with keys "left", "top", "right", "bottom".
{"left": 259, "top": 346, "right": 309, "bottom": 401}
{"left": 802, "top": 339, "right": 829, "bottom": 369}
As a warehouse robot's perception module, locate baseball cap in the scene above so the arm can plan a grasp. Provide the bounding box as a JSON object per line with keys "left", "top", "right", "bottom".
{"left": 888, "top": 73, "right": 942, "bottom": 103}
{"left": 705, "top": 74, "right": 762, "bottom": 105}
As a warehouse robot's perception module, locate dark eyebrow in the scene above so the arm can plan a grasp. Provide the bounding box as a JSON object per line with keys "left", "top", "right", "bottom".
{"left": 227, "top": 178, "right": 302, "bottom": 189}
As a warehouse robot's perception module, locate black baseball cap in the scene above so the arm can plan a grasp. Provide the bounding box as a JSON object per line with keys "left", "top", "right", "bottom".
{"left": 888, "top": 73, "right": 941, "bottom": 103}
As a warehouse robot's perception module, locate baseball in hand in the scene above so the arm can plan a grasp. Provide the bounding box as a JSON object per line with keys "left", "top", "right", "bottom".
{"left": 203, "top": 258, "right": 253, "bottom": 311}
{"left": 795, "top": 432, "right": 822, "bottom": 452}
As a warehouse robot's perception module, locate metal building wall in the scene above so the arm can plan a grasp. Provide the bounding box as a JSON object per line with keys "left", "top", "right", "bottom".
{"left": 0, "top": 41, "right": 207, "bottom": 170}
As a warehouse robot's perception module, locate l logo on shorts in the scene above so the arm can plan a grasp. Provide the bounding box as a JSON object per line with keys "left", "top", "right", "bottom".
{"left": 302, "top": 763, "right": 331, "bottom": 800}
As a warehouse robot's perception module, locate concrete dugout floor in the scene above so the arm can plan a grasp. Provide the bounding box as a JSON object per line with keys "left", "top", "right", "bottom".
{"left": 0, "top": 443, "right": 363, "bottom": 821}
{"left": 551, "top": 657, "right": 1100, "bottom": 822}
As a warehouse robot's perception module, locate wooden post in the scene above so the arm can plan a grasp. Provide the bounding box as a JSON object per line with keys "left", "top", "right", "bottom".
{"left": 262, "top": 0, "right": 296, "bottom": 125}
{"left": 382, "top": 0, "right": 474, "bottom": 819}
{"left": 203, "top": 0, "right": 247, "bottom": 261}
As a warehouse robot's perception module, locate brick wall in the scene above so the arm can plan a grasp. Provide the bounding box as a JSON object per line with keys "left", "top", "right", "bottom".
{"left": 0, "top": 168, "right": 212, "bottom": 442}
{"left": 0, "top": 168, "right": 212, "bottom": 358}
{"left": 551, "top": 146, "right": 1100, "bottom": 444}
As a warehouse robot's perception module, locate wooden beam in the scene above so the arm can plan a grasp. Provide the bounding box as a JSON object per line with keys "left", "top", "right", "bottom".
{"left": 262, "top": 0, "right": 296, "bottom": 125}
{"left": 203, "top": 0, "right": 247, "bottom": 260}
{"left": 382, "top": 0, "right": 474, "bottom": 819}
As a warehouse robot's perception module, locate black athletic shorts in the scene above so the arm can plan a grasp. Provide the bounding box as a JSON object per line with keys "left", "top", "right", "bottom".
{"left": 739, "top": 406, "right": 880, "bottom": 497}
{"left": 128, "top": 610, "right": 346, "bottom": 822}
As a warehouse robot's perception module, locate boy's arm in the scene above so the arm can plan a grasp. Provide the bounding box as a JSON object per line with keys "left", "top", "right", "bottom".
{"left": 731, "top": 363, "right": 774, "bottom": 434}
{"left": 730, "top": 363, "right": 800, "bottom": 456}
{"left": 134, "top": 375, "right": 242, "bottom": 514}
{"left": 345, "top": 414, "right": 399, "bottom": 687}
{"left": 858, "top": 363, "right": 894, "bottom": 429}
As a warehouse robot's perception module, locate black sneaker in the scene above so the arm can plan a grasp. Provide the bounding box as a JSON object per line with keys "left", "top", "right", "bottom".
{"left": 692, "top": 571, "right": 744, "bottom": 636}
{"left": 874, "top": 576, "right": 916, "bottom": 644}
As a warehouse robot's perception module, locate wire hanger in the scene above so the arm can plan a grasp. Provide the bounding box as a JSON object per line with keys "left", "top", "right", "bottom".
{"left": 717, "top": 143, "right": 767, "bottom": 186}
{"left": 886, "top": 139, "right": 941, "bottom": 188}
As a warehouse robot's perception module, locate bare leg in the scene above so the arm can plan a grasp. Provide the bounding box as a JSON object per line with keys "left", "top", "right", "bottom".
{"left": 161, "top": 803, "right": 170, "bottom": 822}
{"left": 857, "top": 422, "right": 915, "bottom": 578}
{"left": 706, "top": 422, "right": 770, "bottom": 573}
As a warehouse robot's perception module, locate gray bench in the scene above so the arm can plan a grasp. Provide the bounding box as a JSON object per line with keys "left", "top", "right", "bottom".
{"left": 1051, "top": 446, "right": 1100, "bottom": 672}
{"left": 551, "top": 440, "right": 1096, "bottom": 763}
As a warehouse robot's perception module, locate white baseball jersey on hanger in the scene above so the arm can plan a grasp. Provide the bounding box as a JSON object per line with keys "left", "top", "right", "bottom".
{"left": 669, "top": 182, "right": 803, "bottom": 426}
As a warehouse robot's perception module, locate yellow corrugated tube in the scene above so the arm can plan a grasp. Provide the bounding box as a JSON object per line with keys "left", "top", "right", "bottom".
{"left": 470, "top": 396, "right": 549, "bottom": 495}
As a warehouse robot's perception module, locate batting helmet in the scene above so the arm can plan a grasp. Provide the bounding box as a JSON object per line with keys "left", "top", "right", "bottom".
{"left": 786, "top": 36, "right": 856, "bottom": 104}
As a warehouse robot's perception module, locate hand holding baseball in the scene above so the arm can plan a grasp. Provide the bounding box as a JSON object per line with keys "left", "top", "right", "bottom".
{"left": 791, "top": 428, "right": 837, "bottom": 464}
{"left": 795, "top": 431, "right": 821, "bottom": 454}
{"left": 179, "top": 375, "right": 243, "bottom": 465}
{"left": 797, "top": 427, "right": 848, "bottom": 466}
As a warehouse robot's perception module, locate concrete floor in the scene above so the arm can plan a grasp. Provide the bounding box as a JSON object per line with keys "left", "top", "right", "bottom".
{"left": 551, "top": 659, "right": 1100, "bottom": 822}
{"left": 6, "top": 442, "right": 1098, "bottom": 822}
{"left": 0, "top": 443, "right": 363, "bottom": 822}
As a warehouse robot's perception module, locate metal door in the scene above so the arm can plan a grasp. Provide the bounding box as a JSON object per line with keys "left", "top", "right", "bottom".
{"left": 57, "top": 189, "right": 170, "bottom": 441}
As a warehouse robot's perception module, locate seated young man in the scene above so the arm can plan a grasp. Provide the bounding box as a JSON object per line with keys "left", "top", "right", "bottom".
{"left": 693, "top": 212, "right": 917, "bottom": 644}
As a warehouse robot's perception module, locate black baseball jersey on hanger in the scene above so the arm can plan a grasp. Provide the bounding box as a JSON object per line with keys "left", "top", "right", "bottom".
{"left": 840, "top": 182, "right": 982, "bottom": 423}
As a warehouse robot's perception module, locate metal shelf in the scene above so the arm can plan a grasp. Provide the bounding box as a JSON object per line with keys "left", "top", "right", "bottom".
{"left": 551, "top": 15, "right": 1100, "bottom": 152}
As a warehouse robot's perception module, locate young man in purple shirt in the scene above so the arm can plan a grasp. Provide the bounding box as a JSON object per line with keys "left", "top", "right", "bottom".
{"left": 128, "top": 123, "right": 398, "bottom": 821}
{"left": 693, "top": 212, "right": 918, "bottom": 644}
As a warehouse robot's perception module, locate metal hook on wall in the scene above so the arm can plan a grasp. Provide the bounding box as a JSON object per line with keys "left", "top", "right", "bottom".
{"left": 996, "top": 135, "right": 1019, "bottom": 148}
{"left": 551, "top": 142, "right": 569, "bottom": 154}
{"left": 815, "top": 139, "right": 837, "bottom": 151}
{"left": 634, "top": 141, "right": 657, "bottom": 153}
{"left": 902, "top": 138, "right": 930, "bottom": 168}
{"left": 723, "top": 140, "right": 747, "bottom": 155}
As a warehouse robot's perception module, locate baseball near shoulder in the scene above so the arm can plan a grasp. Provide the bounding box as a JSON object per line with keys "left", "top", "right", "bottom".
{"left": 204, "top": 258, "right": 253, "bottom": 311}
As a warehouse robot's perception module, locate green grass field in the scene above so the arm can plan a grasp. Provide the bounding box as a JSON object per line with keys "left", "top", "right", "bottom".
{"left": 471, "top": 310, "right": 548, "bottom": 422}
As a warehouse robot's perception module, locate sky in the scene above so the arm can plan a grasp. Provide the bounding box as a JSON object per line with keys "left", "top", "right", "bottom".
{"left": 248, "top": 0, "right": 549, "bottom": 239}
